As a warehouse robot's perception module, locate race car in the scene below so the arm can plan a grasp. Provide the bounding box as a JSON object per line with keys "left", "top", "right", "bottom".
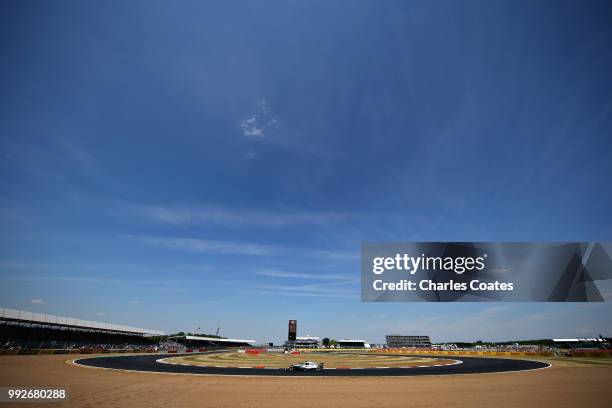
{"left": 285, "top": 361, "right": 324, "bottom": 372}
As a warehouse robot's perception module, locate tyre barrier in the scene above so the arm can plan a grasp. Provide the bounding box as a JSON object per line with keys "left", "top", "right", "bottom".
{"left": 17, "top": 349, "right": 40, "bottom": 355}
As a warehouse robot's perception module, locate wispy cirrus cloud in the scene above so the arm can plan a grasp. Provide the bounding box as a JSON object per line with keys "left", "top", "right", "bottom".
{"left": 125, "top": 235, "right": 278, "bottom": 256}
{"left": 119, "top": 202, "right": 348, "bottom": 228}
{"left": 29, "top": 298, "right": 45, "bottom": 304}
{"left": 251, "top": 269, "right": 359, "bottom": 298}
{"left": 125, "top": 235, "right": 358, "bottom": 261}
{"left": 255, "top": 269, "right": 355, "bottom": 281}
{"left": 8, "top": 274, "right": 205, "bottom": 294}
{"left": 0, "top": 262, "right": 212, "bottom": 274}
{"left": 251, "top": 282, "right": 359, "bottom": 299}
{"left": 56, "top": 137, "right": 95, "bottom": 166}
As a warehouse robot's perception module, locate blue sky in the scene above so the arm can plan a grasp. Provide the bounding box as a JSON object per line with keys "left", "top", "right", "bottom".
{"left": 1, "top": 0, "right": 612, "bottom": 344}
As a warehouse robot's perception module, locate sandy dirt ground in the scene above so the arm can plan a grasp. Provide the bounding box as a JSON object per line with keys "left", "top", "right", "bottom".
{"left": 1, "top": 354, "right": 611, "bottom": 408}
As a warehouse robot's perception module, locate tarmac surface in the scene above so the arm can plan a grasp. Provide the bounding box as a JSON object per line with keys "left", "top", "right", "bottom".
{"left": 74, "top": 351, "right": 550, "bottom": 376}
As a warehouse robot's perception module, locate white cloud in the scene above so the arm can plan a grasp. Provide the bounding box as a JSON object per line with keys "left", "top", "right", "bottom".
{"left": 120, "top": 202, "right": 348, "bottom": 228}
{"left": 240, "top": 117, "right": 265, "bottom": 137}
{"left": 1, "top": 262, "right": 212, "bottom": 274}
{"left": 251, "top": 282, "right": 358, "bottom": 299}
{"left": 305, "top": 249, "right": 359, "bottom": 261}
{"left": 97, "top": 312, "right": 105, "bottom": 317}
{"left": 126, "top": 235, "right": 277, "bottom": 256}
{"left": 125, "top": 234, "right": 357, "bottom": 261}
{"left": 255, "top": 269, "right": 355, "bottom": 281}
{"left": 239, "top": 100, "right": 279, "bottom": 139}
{"left": 9, "top": 275, "right": 204, "bottom": 294}
{"left": 29, "top": 299, "right": 45, "bottom": 304}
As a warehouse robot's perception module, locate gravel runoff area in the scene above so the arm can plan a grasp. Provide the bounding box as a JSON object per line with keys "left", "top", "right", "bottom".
{"left": 0, "top": 353, "right": 611, "bottom": 408}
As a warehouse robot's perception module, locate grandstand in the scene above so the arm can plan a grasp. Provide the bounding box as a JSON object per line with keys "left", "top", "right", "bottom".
{"left": 337, "top": 339, "right": 370, "bottom": 348}
{"left": 552, "top": 338, "right": 609, "bottom": 350}
{"left": 0, "top": 307, "right": 164, "bottom": 350}
{"left": 284, "top": 335, "right": 321, "bottom": 349}
{"left": 386, "top": 335, "right": 432, "bottom": 348}
{"left": 167, "top": 335, "right": 255, "bottom": 348}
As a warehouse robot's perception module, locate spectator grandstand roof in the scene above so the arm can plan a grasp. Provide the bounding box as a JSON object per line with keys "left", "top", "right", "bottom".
{"left": 172, "top": 335, "right": 256, "bottom": 344}
{"left": 0, "top": 307, "right": 165, "bottom": 336}
{"left": 553, "top": 338, "right": 604, "bottom": 342}
{"left": 296, "top": 336, "right": 320, "bottom": 341}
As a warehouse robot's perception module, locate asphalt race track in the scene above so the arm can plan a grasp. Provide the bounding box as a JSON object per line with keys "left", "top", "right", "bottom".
{"left": 73, "top": 352, "right": 550, "bottom": 376}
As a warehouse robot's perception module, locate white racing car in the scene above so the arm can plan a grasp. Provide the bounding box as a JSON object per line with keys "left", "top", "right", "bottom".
{"left": 285, "top": 361, "right": 324, "bottom": 372}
